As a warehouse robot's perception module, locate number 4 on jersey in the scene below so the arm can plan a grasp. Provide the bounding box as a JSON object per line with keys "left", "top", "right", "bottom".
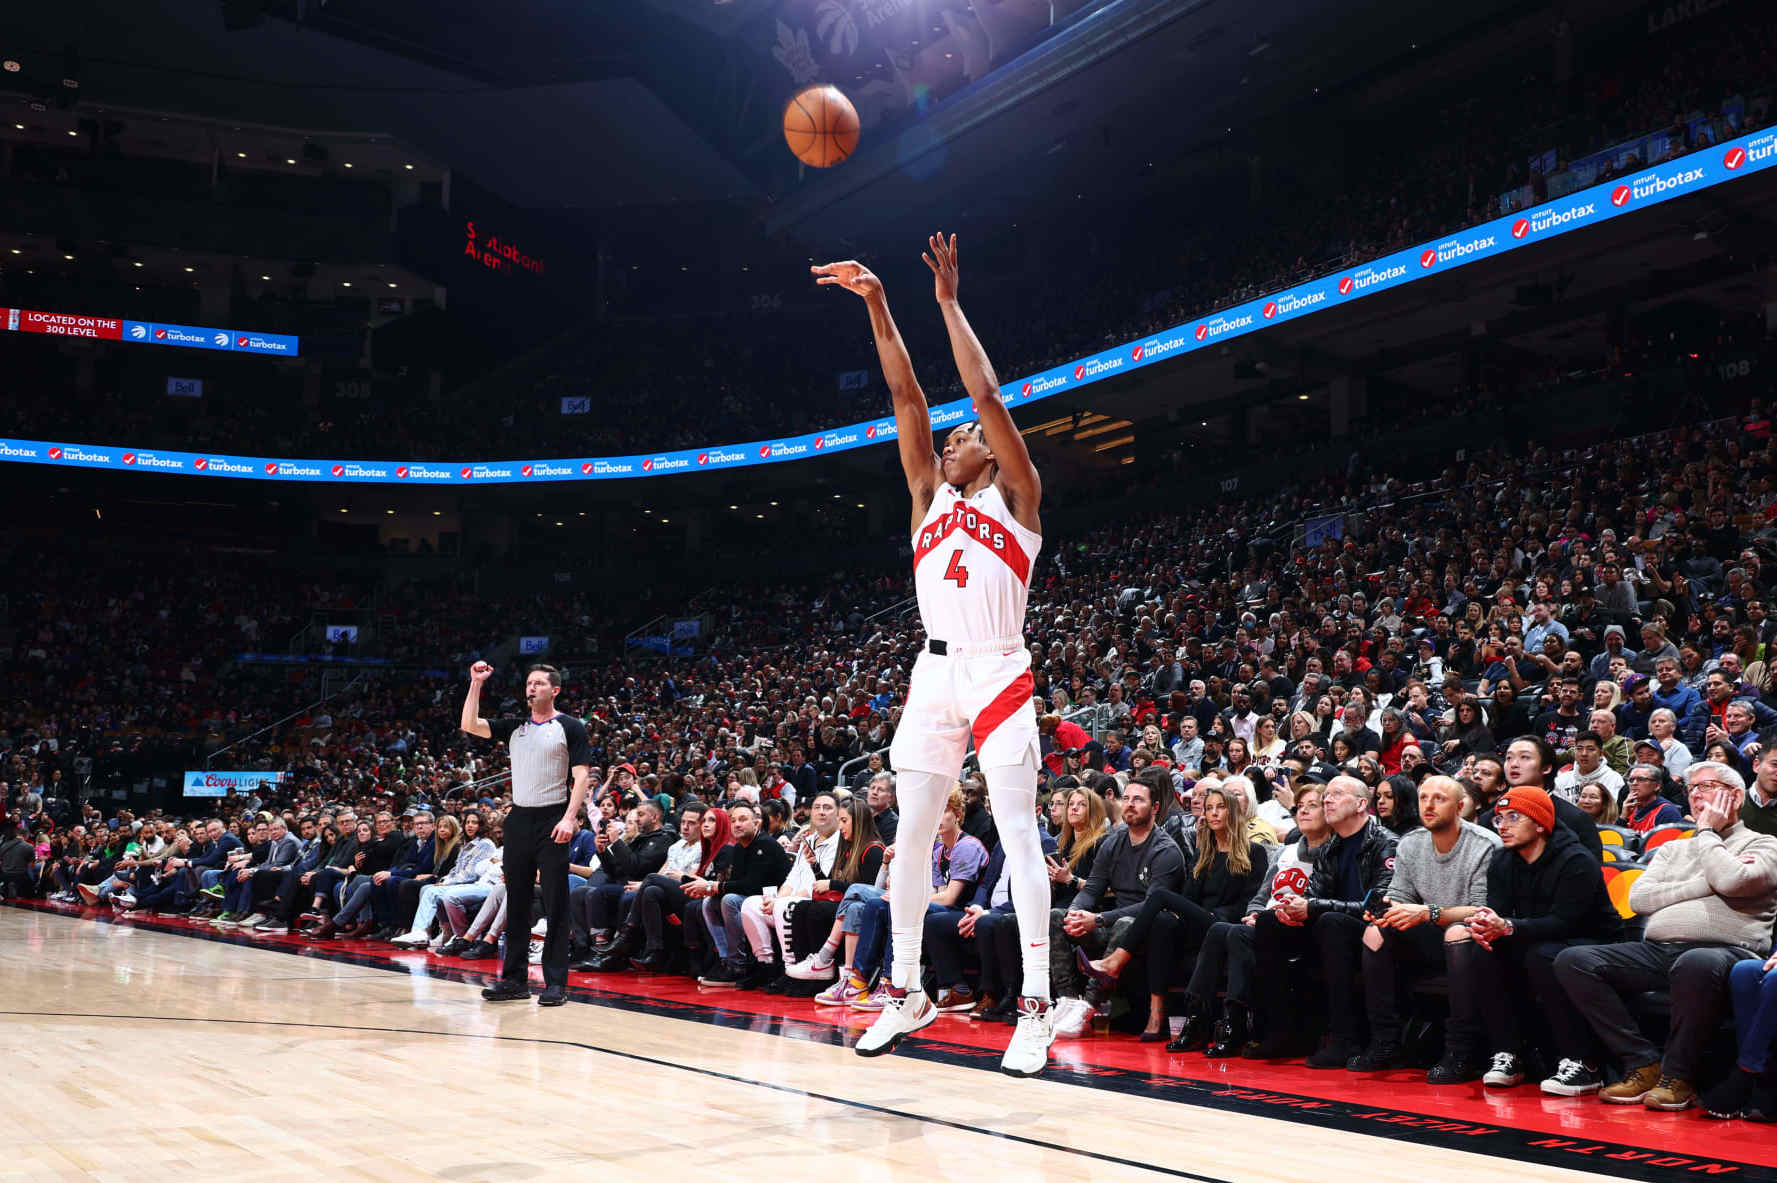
{"left": 943, "top": 550, "right": 970, "bottom": 588}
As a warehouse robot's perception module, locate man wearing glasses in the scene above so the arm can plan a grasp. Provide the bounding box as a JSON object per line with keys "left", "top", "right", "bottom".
{"left": 1547, "top": 762, "right": 1777, "bottom": 1109}
{"left": 1249, "top": 775, "right": 1397, "bottom": 1066}
{"left": 1459, "top": 785, "right": 1622, "bottom": 1090}
{"left": 1619, "top": 764, "right": 1685, "bottom": 833}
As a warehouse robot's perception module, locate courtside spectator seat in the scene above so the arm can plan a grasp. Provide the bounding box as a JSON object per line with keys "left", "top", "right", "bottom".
{"left": 1641, "top": 826, "right": 1696, "bottom": 856}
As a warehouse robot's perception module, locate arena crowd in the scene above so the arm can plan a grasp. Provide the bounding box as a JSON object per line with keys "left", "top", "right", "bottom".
{"left": 5, "top": 386, "right": 1776, "bottom": 1114}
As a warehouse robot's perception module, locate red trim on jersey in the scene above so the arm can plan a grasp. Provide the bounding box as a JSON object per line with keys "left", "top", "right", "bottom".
{"left": 972, "top": 670, "right": 1036, "bottom": 754}
{"left": 912, "top": 500, "right": 1032, "bottom": 583}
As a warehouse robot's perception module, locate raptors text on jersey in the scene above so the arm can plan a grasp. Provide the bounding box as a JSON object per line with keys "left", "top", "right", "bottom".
{"left": 911, "top": 483, "right": 1042, "bottom": 644}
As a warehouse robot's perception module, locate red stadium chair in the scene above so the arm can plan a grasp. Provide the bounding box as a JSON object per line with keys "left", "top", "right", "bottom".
{"left": 1640, "top": 825, "right": 1694, "bottom": 855}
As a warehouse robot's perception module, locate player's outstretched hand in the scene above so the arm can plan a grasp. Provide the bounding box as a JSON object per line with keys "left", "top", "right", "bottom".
{"left": 469, "top": 661, "right": 493, "bottom": 685}
{"left": 922, "top": 232, "right": 958, "bottom": 302}
{"left": 810, "top": 260, "right": 882, "bottom": 298}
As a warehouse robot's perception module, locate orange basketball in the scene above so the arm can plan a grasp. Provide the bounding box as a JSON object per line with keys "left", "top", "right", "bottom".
{"left": 783, "top": 85, "right": 860, "bottom": 169}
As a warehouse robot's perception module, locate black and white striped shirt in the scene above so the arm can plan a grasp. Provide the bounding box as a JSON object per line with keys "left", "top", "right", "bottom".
{"left": 488, "top": 714, "right": 593, "bottom": 808}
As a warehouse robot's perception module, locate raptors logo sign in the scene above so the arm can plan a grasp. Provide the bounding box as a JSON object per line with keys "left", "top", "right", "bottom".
{"left": 1270, "top": 865, "right": 1310, "bottom": 906}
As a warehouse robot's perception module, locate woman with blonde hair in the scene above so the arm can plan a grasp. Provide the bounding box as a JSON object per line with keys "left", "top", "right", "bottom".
{"left": 1592, "top": 678, "right": 1623, "bottom": 713}
{"left": 1576, "top": 781, "right": 1619, "bottom": 826}
{"left": 431, "top": 813, "right": 465, "bottom": 874}
{"left": 1044, "top": 787, "right": 1110, "bottom": 905}
{"left": 1079, "top": 783, "right": 1268, "bottom": 1040}
{"left": 1251, "top": 716, "right": 1286, "bottom": 768}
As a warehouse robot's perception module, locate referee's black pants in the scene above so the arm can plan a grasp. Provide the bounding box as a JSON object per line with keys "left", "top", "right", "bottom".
{"left": 502, "top": 804, "right": 571, "bottom": 991}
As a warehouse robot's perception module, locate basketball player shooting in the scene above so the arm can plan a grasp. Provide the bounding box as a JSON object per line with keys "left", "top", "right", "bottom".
{"left": 811, "top": 233, "right": 1054, "bottom": 1077}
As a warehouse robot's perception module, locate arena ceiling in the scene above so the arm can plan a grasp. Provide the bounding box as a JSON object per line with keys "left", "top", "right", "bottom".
{"left": 5, "top": 0, "right": 1637, "bottom": 224}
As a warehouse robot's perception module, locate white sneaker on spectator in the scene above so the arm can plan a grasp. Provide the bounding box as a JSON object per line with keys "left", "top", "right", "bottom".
{"left": 238, "top": 912, "right": 268, "bottom": 929}
{"left": 1483, "top": 1052, "right": 1525, "bottom": 1088}
{"left": 854, "top": 988, "right": 937, "bottom": 1057}
{"left": 428, "top": 932, "right": 450, "bottom": 952}
{"left": 786, "top": 950, "right": 838, "bottom": 981}
{"left": 849, "top": 981, "right": 893, "bottom": 1012}
{"left": 815, "top": 971, "right": 868, "bottom": 1006}
{"left": 531, "top": 919, "right": 548, "bottom": 937}
{"left": 1050, "top": 997, "right": 1094, "bottom": 1039}
{"left": 112, "top": 893, "right": 136, "bottom": 910}
{"left": 390, "top": 929, "right": 430, "bottom": 947}
{"left": 528, "top": 938, "right": 544, "bottom": 965}
{"left": 1000, "top": 998, "right": 1056, "bottom": 1077}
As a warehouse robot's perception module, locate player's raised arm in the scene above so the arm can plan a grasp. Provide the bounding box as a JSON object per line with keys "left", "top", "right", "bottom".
{"left": 923, "top": 233, "right": 1041, "bottom": 528}
{"left": 812, "top": 260, "right": 941, "bottom": 517}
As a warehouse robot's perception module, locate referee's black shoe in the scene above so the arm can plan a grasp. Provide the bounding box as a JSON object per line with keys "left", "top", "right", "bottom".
{"left": 481, "top": 979, "right": 533, "bottom": 1002}
{"left": 538, "top": 986, "right": 567, "bottom": 1007}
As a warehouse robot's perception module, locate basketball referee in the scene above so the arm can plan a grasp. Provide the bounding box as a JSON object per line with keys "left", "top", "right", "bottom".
{"left": 462, "top": 660, "right": 592, "bottom": 1006}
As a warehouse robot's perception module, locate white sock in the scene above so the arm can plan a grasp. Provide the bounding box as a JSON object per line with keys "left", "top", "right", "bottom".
{"left": 985, "top": 756, "right": 1051, "bottom": 1001}
{"left": 888, "top": 768, "right": 951, "bottom": 991}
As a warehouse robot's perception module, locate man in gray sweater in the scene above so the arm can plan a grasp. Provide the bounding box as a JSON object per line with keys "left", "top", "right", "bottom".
{"left": 1551, "top": 761, "right": 1777, "bottom": 1110}
{"left": 1350, "top": 775, "right": 1502, "bottom": 1076}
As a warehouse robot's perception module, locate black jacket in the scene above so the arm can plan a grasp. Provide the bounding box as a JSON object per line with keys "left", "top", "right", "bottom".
{"left": 713, "top": 836, "right": 792, "bottom": 898}
{"left": 1484, "top": 825, "right": 1622, "bottom": 945}
{"left": 872, "top": 807, "right": 899, "bottom": 845}
{"left": 357, "top": 833, "right": 405, "bottom": 876}
{"left": 961, "top": 802, "right": 998, "bottom": 850}
{"left": 1305, "top": 818, "right": 1398, "bottom": 919}
{"left": 600, "top": 828, "right": 675, "bottom": 881}
{"left": 321, "top": 833, "right": 361, "bottom": 870}
{"left": 1181, "top": 841, "right": 1272, "bottom": 923}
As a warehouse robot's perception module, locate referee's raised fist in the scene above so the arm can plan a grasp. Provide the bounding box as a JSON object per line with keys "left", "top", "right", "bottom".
{"left": 469, "top": 661, "right": 493, "bottom": 684}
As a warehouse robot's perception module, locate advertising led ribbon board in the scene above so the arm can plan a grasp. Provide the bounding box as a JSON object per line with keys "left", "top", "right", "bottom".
{"left": 2, "top": 133, "right": 1773, "bottom": 484}
{"left": 182, "top": 770, "right": 287, "bottom": 798}
{"left": 0, "top": 309, "right": 299, "bottom": 356}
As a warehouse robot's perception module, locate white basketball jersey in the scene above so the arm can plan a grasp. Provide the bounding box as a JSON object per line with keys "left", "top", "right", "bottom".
{"left": 911, "top": 483, "right": 1042, "bottom": 644}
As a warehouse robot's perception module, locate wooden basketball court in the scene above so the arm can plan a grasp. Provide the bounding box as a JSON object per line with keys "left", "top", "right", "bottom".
{"left": 4, "top": 901, "right": 1772, "bottom": 1182}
